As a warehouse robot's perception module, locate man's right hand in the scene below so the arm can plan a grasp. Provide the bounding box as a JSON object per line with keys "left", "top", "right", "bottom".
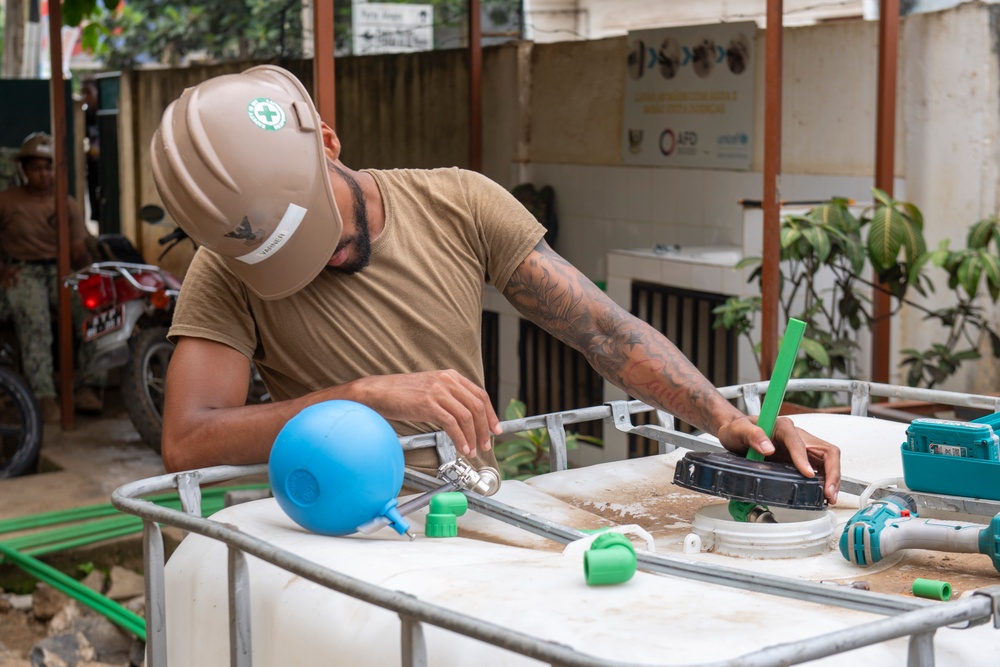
{"left": 349, "top": 370, "right": 502, "bottom": 458}
{"left": 162, "top": 337, "right": 502, "bottom": 471}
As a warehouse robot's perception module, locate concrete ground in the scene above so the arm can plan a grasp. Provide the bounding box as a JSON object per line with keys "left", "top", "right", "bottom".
{"left": 0, "top": 395, "right": 166, "bottom": 525}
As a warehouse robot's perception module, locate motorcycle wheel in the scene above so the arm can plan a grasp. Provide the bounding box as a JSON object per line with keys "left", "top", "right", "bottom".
{"left": 0, "top": 365, "right": 43, "bottom": 479}
{"left": 122, "top": 326, "right": 172, "bottom": 453}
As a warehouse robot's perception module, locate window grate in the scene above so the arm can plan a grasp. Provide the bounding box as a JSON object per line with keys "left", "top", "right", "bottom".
{"left": 517, "top": 320, "right": 603, "bottom": 440}
{"left": 481, "top": 311, "right": 500, "bottom": 413}
{"left": 628, "top": 281, "right": 737, "bottom": 457}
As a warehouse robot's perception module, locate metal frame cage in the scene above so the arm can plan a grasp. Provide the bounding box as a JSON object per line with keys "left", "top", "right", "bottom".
{"left": 111, "top": 379, "right": 1000, "bottom": 667}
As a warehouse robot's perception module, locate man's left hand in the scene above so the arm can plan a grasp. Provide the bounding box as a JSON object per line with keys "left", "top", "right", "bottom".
{"left": 716, "top": 415, "right": 841, "bottom": 505}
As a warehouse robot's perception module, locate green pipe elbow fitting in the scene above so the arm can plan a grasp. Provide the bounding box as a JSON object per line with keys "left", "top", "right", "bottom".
{"left": 584, "top": 532, "right": 637, "bottom": 586}
{"left": 912, "top": 578, "right": 952, "bottom": 601}
{"left": 425, "top": 492, "right": 469, "bottom": 538}
{"left": 429, "top": 492, "right": 468, "bottom": 517}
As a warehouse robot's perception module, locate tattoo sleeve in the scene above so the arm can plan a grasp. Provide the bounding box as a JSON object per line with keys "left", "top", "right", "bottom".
{"left": 502, "top": 242, "right": 738, "bottom": 434}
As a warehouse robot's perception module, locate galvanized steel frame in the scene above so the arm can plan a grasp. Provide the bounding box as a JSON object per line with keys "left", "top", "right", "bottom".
{"left": 112, "top": 379, "right": 1000, "bottom": 667}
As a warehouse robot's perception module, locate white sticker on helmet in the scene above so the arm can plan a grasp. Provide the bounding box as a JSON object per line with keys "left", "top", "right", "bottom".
{"left": 235, "top": 204, "right": 306, "bottom": 265}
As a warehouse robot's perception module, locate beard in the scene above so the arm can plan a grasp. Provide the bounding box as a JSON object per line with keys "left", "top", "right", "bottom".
{"left": 326, "top": 164, "right": 372, "bottom": 275}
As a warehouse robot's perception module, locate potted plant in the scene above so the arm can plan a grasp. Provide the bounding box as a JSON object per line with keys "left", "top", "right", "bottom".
{"left": 713, "top": 189, "right": 1000, "bottom": 407}
{"left": 493, "top": 399, "right": 603, "bottom": 480}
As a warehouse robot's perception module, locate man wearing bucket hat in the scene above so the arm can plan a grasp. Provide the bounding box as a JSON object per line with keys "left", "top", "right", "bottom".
{"left": 0, "top": 132, "right": 105, "bottom": 422}
{"left": 153, "top": 65, "right": 841, "bottom": 502}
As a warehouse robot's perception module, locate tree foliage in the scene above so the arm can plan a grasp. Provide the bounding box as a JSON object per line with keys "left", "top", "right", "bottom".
{"left": 64, "top": 0, "right": 304, "bottom": 68}
{"left": 62, "top": 0, "right": 522, "bottom": 69}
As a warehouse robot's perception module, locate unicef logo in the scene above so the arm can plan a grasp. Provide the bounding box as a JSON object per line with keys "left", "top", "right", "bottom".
{"left": 248, "top": 98, "right": 287, "bottom": 131}
{"left": 717, "top": 132, "right": 749, "bottom": 145}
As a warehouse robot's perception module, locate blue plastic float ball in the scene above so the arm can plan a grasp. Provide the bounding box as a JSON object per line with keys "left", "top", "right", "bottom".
{"left": 268, "top": 400, "right": 405, "bottom": 536}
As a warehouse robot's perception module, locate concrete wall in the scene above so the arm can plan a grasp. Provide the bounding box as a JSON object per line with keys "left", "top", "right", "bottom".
{"left": 900, "top": 4, "right": 1000, "bottom": 391}
{"left": 523, "top": 0, "right": 870, "bottom": 42}
{"left": 520, "top": 3, "right": 1000, "bottom": 394}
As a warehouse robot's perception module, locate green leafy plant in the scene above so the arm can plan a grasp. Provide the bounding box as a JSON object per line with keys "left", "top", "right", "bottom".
{"left": 713, "top": 189, "right": 1000, "bottom": 405}
{"left": 493, "top": 399, "right": 602, "bottom": 480}
{"left": 900, "top": 215, "right": 1000, "bottom": 387}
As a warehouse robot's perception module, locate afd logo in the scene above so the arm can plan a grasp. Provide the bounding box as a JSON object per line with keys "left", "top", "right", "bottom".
{"left": 717, "top": 132, "right": 749, "bottom": 145}
{"left": 660, "top": 129, "right": 698, "bottom": 156}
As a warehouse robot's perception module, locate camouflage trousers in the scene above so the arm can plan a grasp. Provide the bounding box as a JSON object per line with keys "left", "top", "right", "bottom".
{"left": 0, "top": 263, "right": 105, "bottom": 398}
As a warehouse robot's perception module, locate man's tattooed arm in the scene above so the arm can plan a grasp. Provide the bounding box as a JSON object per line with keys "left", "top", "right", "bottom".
{"left": 502, "top": 241, "right": 743, "bottom": 435}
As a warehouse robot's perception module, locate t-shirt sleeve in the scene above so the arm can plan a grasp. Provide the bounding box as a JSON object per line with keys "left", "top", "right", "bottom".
{"left": 459, "top": 170, "right": 546, "bottom": 291}
{"left": 167, "top": 248, "right": 259, "bottom": 360}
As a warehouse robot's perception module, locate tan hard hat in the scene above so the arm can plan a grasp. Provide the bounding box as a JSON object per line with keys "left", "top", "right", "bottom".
{"left": 150, "top": 65, "right": 342, "bottom": 300}
{"left": 18, "top": 132, "right": 54, "bottom": 161}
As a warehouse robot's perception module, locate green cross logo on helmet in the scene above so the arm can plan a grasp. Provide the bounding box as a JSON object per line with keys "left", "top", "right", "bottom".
{"left": 248, "top": 98, "right": 287, "bottom": 131}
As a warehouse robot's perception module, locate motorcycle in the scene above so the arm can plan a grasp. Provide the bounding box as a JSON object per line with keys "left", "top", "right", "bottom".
{"left": 64, "top": 205, "right": 187, "bottom": 453}
{"left": 65, "top": 205, "right": 269, "bottom": 453}
{"left": 0, "top": 340, "right": 42, "bottom": 478}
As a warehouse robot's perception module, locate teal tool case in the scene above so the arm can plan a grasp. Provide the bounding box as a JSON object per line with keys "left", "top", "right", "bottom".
{"left": 901, "top": 413, "right": 1000, "bottom": 501}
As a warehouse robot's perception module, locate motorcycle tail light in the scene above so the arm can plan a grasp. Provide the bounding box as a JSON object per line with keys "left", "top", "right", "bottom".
{"left": 76, "top": 274, "right": 115, "bottom": 310}
{"left": 150, "top": 289, "right": 172, "bottom": 310}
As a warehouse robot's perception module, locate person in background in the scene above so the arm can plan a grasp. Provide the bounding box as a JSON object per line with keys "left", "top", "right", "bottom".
{"left": 152, "top": 66, "right": 841, "bottom": 503}
{"left": 0, "top": 133, "right": 105, "bottom": 421}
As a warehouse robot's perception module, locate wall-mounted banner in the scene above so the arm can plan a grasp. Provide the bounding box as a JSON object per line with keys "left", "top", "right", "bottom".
{"left": 622, "top": 22, "right": 756, "bottom": 170}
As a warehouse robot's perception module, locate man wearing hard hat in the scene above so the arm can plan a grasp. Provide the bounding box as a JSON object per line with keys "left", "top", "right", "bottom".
{"left": 0, "top": 133, "right": 104, "bottom": 422}
{"left": 152, "top": 65, "right": 841, "bottom": 503}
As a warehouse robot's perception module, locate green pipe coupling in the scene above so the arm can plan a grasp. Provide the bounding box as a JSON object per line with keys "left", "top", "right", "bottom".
{"left": 584, "top": 532, "right": 637, "bottom": 586}
{"left": 912, "top": 578, "right": 952, "bottom": 601}
{"left": 425, "top": 492, "right": 469, "bottom": 538}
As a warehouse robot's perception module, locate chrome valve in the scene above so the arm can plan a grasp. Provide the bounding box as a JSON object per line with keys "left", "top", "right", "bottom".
{"left": 438, "top": 459, "right": 501, "bottom": 497}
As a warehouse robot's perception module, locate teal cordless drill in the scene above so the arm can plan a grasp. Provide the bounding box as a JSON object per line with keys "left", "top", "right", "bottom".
{"left": 839, "top": 493, "right": 1000, "bottom": 573}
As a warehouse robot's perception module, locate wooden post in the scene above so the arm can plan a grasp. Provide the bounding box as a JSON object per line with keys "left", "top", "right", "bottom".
{"left": 313, "top": 0, "right": 336, "bottom": 128}
{"left": 761, "top": 0, "right": 784, "bottom": 378}
{"left": 48, "top": 0, "right": 74, "bottom": 429}
{"left": 871, "top": 0, "right": 899, "bottom": 384}
{"left": 468, "top": 0, "right": 482, "bottom": 172}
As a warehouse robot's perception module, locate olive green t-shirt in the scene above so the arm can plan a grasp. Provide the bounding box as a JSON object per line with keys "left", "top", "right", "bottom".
{"left": 169, "top": 167, "right": 546, "bottom": 472}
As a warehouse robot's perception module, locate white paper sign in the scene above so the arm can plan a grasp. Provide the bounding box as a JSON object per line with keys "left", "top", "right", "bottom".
{"left": 622, "top": 22, "right": 756, "bottom": 170}
{"left": 352, "top": 3, "right": 434, "bottom": 55}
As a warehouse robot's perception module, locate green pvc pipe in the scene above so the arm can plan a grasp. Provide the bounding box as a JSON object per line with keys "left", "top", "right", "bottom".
{"left": 3, "top": 496, "right": 228, "bottom": 553}
{"left": 583, "top": 532, "right": 636, "bottom": 586}
{"left": 0, "top": 484, "right": 268, "bottom": 535}
{"left": 729, "top": 318, "right": 806, "bottom": 521}
{"left": 0, "top": 543, "right": 146, "bottom": 639}
{"left": 0, "top": 504, "right": 121, "bottom": 534}
{"left": 22, "top": 526, "right": 149, "bottom": 558}
{"left": 912, "top": 578, "right": 952, "bottom": 601}
{"left": 0, "top": 483, "right": 270, "bottom": 642}
{"left": 751, "top": 317, "right": 806, "bottom": 455}
{"left": 3, "top": 515, "right": 143, "bottom": 551}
